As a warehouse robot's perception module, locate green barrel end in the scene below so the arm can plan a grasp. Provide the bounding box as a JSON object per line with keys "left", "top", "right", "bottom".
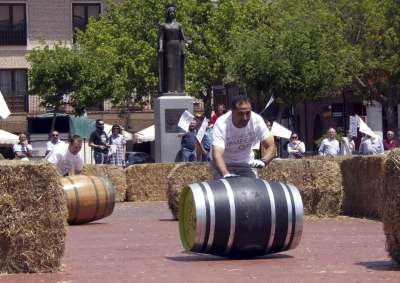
{"left": 179, "top": 186, "right": 197, "bottom": 251}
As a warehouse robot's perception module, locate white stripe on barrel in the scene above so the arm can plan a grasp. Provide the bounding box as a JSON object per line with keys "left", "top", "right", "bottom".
{"left": 190, "top": 183, "right": 207, "bottom": 251}
{"left": 281, "top": 182, "right": 293, "bottom": 250}
{"left": 262, "top": 180, "right": 276, "bottom": 253}
{"left": 202, "top": 182, "right": 216, "bottom": 252}
{"left": 220, "top": 179, "right": 236, "bottom": 255}
{"left": 287, "top": 184, "right": 304, "bottom": 249}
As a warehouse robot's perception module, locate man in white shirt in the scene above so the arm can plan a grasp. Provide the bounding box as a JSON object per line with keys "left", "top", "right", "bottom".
{"left": 212, "top": 95, "right": 276, "bottom": 179}
{"left": 318, "top": 128, "right": 340, "bottom": 156}
{"left": 13, "top": 133, "right": 33, "bottom": 161}
{"left": 46, "top": 135, "right": 83, "bottom": 176}
{"left": 359, "top": 134, "right": 384, "bottom": 155}
{"left": 45, "top": 131, "right": 65, "bottom": 156}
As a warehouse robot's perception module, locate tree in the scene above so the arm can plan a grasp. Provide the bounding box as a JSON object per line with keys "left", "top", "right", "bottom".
{"left": 226, "top": 0, "right": 350, "bottom": 118}
{"left": 28, "top": 44, "right": 81, "bottom": 133}
{"left": 330, "top": 0, "right": 400, "bottom": 130}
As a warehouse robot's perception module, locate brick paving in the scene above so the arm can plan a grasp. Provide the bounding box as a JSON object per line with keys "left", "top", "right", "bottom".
{"left": 1, "top": 202, "right": 399, "bottom": 283}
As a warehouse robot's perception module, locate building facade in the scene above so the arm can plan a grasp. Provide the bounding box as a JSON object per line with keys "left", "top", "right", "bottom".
{"left": 0, "top": 0, "right": 153, "bottom": 135}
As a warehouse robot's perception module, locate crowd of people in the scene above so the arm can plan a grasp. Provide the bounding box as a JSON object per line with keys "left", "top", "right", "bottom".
{"left": 8, "top": 96, "right": 400, "bottom": 178}
{"left": 10, "top": 119, "right": 127, "bottom": 176}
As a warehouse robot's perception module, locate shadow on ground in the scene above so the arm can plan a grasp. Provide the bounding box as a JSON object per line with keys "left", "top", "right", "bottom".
{"left": 357, "top": 260, "right": 400, "bottom": 271}
{"left": 167, "top": 252, "right": 293, "bottom": 262}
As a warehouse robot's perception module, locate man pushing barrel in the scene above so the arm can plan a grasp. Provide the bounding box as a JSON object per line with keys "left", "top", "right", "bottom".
{"left": 212, "top": 95, "right": 276, "bottom": 179}
{"left": 46, "top": 135, "right": 84, "bottom": 176}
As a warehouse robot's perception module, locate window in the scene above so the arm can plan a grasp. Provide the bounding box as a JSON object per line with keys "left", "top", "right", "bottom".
{"left": 0, "top": 4, "right": 27, "bottom": 45}
{"left": 0, "top": 69, "right": 28, "bottom": 112}
{"left": 72, "top": 3, "right": 101, "bottom": 41}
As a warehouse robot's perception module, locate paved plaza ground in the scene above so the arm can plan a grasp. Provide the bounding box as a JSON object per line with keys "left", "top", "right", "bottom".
{"left": 1, "top": 202, "right": 400, "bottom": 283}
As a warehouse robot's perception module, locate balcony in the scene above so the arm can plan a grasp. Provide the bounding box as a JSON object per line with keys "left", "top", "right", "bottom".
{"left": 0, "top": 28, "right": 26, "bottom": 45}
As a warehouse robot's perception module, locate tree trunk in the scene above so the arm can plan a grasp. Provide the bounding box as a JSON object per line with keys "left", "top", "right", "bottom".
{"left": 50, "top": 106, "right": 58, "bottom": 136}
{"left": 276, "top": 103, "right": 285, "bottom": 122}
{"left": 383, "top": 103, "right": 397, "bottom": 132}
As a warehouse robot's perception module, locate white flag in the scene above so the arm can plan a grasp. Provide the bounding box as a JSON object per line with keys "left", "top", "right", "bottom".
{"left": 259, "top": 95, "right": 274, "bottom": 114}
{"left": 270, "top": 121, "right": 292, "bottom": 139}
{"left": 0, "top": 91, "right": 11, "bottom": 119}
{"left": 196, "top": 118, "right": 208, "bottom": 143}
{"left": 177, "top": 110, "right": 194, "bottom": 132}
{"left": 349, "top": 116, "right": 358, "bottom": 137}
{"left": 356, "top": 115, "right": 377, "bottom": 138}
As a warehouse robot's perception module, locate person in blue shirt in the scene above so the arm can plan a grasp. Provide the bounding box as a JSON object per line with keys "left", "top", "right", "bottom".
{"left": 181, "top": 120, "right": 197, "bottom": 162}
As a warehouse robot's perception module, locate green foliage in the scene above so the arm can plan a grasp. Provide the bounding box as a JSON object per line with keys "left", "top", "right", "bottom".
{"left": 226, "top": 0, "right": 350, "bottom": 106}
{"left": 27, "top": 44, "right": 81, "bottom": 110}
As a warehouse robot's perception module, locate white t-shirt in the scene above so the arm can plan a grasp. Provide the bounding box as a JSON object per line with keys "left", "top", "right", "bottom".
{"left": 46, "top": 144, "right": 83, "bottom": 176}
{"left": 46, "top": 140, "right": 65, "bottom": 153}
{"left": 318, "top": 138, "right": 340, "bottom": 156}
{"left": 13, "top": 143, "right": 33, "bottom": 161}
{"left": 212, "top": 111, "right": 271, "bottom": 164}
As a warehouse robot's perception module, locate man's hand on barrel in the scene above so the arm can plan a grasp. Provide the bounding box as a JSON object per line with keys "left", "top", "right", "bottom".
{"left": 223, "top": 173, "right": 239, "bottom": 178}
{"left": 251, "top": 159, "right": 266, "bottom": 169}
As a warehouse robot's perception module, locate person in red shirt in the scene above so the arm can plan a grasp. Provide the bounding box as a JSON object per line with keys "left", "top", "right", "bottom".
{"left": 383, "top": 130, "right": 400, "bottom": 150}
{"left": 210, "top": 104, "right": 226, "bottom": 124}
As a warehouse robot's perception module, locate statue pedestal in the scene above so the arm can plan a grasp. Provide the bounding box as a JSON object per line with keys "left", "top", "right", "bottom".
{"left": 155, "top": 95, "right": 194, "bottom": 162}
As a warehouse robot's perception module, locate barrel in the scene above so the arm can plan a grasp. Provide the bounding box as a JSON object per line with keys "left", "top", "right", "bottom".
{"left": 61, "top": 175, "right": 116, "bottom": 225}
{"left": 179, "top": 177, "right": 303, "bottom": 257}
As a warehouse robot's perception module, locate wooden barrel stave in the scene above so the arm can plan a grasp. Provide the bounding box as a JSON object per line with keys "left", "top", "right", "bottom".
{"left": 61, "top": 175, "right": 116, "bottom": 225}
{"left": 179, "top": 177, "right": 303, "bottom": 257}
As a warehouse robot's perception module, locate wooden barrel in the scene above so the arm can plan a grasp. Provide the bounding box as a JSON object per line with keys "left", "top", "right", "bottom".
{"left": 179, "top": 177, "right": 303, "bottom": 257}
{"left": 61, "top": 175, "right": 116, "bottom": 225}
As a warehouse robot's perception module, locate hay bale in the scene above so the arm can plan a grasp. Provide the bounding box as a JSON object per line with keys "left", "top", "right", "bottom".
{"left": 382, "top": 149, "right": 400, "bottom": 263}
{"left": 0, "top": 161, "right": 66, "bottom": 273}
{"left": 167, "top": 163, "right": 212, "bottom": 219}
{"left": 126, "top": 163, "right": 176, "bottom": 201}
{"left": 82, "top": 164, "right": 126, "bottom": 202}
{"left": 259, "top": 159, "right": 343, "bottom": 216}
{"left": 341, "top": 155, "right": 386, "bottom": 218}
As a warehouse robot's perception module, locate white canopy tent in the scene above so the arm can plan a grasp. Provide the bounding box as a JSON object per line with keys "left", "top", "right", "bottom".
{"left": 134, "top": 125, "right": 155, "bottom": 143}
{"left": 0, "top": 129, "right": 19, "bottom": 145}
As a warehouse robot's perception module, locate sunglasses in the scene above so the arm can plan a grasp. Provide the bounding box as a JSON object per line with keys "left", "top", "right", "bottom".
{"left": 53, "top": 134, "right": 58, "bottom": 137}
{"left": 291, "top": 136, "right": 298, "bottom": 139}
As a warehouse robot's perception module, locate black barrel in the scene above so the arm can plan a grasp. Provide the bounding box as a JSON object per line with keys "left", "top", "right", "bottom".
{"left": 179, "top": 177, "right": 303, "bottom": 257}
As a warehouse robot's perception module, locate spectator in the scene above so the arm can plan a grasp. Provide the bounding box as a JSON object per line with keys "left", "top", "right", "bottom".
{"left": 201, "top": 120, "right": 214, "bottom": 161}
{"left": 266, "top": 120, "right": 272, "bottom": 131}
{"left": 108, "top": 125, "right": 126, "bottom": 167}
{"left": 383, "top": 130, "right": 400, "bottom": 150}
{"left": 359, "top": 134, "right": 384, "bottom": 155}
{"left": 13, "top": 133, "right": 33, "bottom": 161}
{"left": 340, "top": 130, "right": 355, "bottom": 156}
{"left": 46, "top": 131, "right": 65, "bottom": 156}
{"left": 210, "top": 104, "right": 226, "bottom": 124}
{"left": 318, "top": 128, "right": 340, "bottom": 157}
{"left": 212, "top": 95, "right": 276, "bottom": 179}
{"left": 46, "top": 135, "right": 83, "bottom": 176}
{"left": 181, "top": 120, "right": 197, "bottom": 162}
{"left": 287, "top": 133, "right": 305, "bottom": 159}
{"left": 89, "top": 119, "right": 109, "bottom": 164}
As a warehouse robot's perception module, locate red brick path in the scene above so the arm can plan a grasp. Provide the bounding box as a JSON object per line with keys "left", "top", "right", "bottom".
{"left": 1, "top": 202, "right": 399, "bottom": 283}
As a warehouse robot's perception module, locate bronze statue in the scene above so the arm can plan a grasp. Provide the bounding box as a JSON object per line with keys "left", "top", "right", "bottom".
{"left": 158, "top": 4, "right": 189, "bottom": 95}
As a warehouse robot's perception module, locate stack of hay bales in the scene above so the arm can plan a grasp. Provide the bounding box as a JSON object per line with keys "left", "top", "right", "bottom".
{"left": 382, "top": 149, "right": 400, "bottom": 263}
{"left": 341, "top": 155, "right": 386, "bottom": 218}
{"left": 126, "top": 163, "right": 176, "bottom": 201}
{"left": 259, "top": 158, "right": 343, "bottom": 216}
{"left": 83, "top": 164, "right": 127, "bottom": 202}
{"left": 167, "top": 163, "right": 212, "bottom": 219}
{"left": 0, "top": 161, "right": 66, "bottom": 273}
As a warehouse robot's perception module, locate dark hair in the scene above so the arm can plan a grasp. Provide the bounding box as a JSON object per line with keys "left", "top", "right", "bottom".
{"left": 69, "top": 135, "right": 82, "bottom": 144}
{"left": 112, "top": 124, "right": 121, "bottom": 133}
{"left": 96, "top": 119, "right": 103, "bottom": 124}
{"left": 230, "top": 95, "right": 251, "bottom": 110}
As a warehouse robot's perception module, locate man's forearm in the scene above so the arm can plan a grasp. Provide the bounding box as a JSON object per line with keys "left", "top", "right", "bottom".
{"left": 261, "top": 144, "right": 276, "bottom": 164}
{"left": 212, "top": 153, "right": 229, "bottom": 177}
